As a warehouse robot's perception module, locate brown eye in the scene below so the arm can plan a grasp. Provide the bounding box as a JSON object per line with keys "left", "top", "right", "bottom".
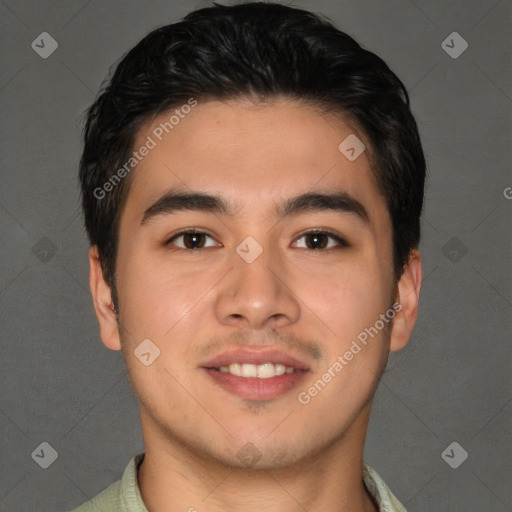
{"left": 168, "top": 231, "right": 219, "bottom": 250}
{"left": 293, "top": 231, "right": 348, "bottom": 250}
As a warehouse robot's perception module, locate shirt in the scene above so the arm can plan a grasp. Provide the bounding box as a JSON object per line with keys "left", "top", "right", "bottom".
{"left": 69, "top": 452, "right": 407, "bottom": 512}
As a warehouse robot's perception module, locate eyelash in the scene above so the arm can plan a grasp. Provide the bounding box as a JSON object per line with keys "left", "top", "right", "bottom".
{"left": 165, "top": 228, "right": 349, "bottom": 251}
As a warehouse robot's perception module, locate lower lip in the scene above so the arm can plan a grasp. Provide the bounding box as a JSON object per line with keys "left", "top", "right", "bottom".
{"left": 202, "top": 368, "right": 308, "bottom": 401}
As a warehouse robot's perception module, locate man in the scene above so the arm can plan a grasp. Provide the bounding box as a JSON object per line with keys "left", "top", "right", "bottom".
{"left": 73, "top": 2, "right": 424, "bottom": 511}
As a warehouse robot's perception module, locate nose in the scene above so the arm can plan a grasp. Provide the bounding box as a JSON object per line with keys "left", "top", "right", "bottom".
{"left": 214, "top": 239, "right": 301, "bottom": 330}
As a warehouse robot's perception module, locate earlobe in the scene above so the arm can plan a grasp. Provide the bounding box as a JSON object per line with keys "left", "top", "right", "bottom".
{"left": 389, "top": 249, "right": 422, "bottom": 352}
{"left": 88, "top": 246, "right": 122, "bottom": 351}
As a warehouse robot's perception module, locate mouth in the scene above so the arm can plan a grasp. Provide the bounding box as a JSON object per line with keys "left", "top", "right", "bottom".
{"left": 200, "top": 349, "right": 310, "bottom": 401}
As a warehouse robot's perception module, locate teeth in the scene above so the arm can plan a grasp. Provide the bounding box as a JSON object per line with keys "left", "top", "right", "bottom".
{"left": 218, "top": 363, "right": 295, "bottom": 378}
{"left": 229, "top": 363, "right": 242, "bottom": 376}
{"left": 257, "top": 363, "right": 275, "bottom": 378}
{"left": 241, "top": 363, "right": 257, "bottom": 377}
{"left": 275, "top": 364, "right": 286, "bottom": 376}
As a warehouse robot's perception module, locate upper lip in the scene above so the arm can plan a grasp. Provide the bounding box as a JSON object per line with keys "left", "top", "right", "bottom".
{"left": 201, "top": 348, "right": 310, "bottom": 371}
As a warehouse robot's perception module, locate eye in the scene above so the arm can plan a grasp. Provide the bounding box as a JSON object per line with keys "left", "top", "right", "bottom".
{"left": 293, "top": 230, "right": 348, "bottom": 250}
{"left": 165, "top": 229, "right": 348, "bottom": 251}
{"left": 167, "top": 230, "right": 220, "bottom": 250}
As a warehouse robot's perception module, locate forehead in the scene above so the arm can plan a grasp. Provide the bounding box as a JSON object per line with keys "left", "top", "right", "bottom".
{"left": 123, "top": 98, "right": 387, "bottom": 225}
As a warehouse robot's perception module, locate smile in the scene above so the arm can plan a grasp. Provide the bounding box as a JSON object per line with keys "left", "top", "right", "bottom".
{"left": 215, "top": 362, "right": 297, "bottom": 378}
{"left": 201, "top": 349, "right": 310, "bottom": 400}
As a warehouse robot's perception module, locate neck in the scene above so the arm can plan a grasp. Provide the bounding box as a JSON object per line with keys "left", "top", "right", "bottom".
{"left": 138, "top": 407, "right": 379, "bottom": 512}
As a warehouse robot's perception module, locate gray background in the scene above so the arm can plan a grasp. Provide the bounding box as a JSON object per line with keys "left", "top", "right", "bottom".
{"left": 0, "top": 0, "right": 510, "bottom": 510}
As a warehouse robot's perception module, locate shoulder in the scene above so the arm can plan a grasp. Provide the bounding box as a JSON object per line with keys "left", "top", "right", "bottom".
{"left": 362, "top": 460, "right": 408, "bottom": 512}
{"left": 66, "top": 452, "right": 146, "bottom": 512}
{"left": 67, "top": 479, "right": 122, "bottom": 512}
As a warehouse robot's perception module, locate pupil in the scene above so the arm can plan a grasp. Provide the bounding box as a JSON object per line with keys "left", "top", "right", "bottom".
{"left": 308, "top": 234, "right": 326, "bottom": 249}
{"left": 185, "top": 233, "right": 204, "bottom": 249}
{"left": 182, "top": 233, "right": 328, "bottom": 249}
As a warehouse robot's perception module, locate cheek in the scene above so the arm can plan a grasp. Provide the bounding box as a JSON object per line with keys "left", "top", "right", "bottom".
{"left": 294, "top": 258, "right": 390, "bottom": 342}
{"left": 116, "top": 246, "right": 174, "bottom": 336}
{"left": 117, "top": 247, "right": 219, "bottom": 343}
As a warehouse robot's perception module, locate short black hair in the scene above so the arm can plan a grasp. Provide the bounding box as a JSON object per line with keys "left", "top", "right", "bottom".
{"left": 79, "top": 1, "right": 426, "bottom": 311}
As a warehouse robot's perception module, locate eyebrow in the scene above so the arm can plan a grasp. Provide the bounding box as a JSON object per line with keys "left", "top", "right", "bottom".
{"left": 140, "top": 189, "right": 370, "bottom": 225}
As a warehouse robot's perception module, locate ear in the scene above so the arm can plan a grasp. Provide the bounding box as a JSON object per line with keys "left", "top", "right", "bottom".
{"left": 390, "top": 249, "right": 422, "bottom": 352}
{"left": 88, "top": 245, "right": 122, "bottom": 351}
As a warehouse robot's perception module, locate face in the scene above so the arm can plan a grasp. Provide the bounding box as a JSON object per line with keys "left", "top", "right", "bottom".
{"left": 90, "top": 98, "right": 421, "bottom": 470}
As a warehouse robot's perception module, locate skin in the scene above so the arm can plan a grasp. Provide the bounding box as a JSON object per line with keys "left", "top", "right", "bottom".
{"left": 89, "top": 98, "right": 422, "bottom": 512}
